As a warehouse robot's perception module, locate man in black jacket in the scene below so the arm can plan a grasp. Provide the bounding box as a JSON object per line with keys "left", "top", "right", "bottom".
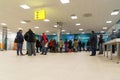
{"left": 24, "top": 29, "right": 36, "bottom": 56}
{"left": 89, "top": 31, "right": 97, "bottom": 56}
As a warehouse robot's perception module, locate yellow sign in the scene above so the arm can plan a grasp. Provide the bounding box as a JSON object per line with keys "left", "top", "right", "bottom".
{"left": 34, "top": 9, "right": 46, "bottom": 20}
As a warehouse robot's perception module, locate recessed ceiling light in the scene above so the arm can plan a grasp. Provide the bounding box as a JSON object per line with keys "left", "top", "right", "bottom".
{"left": 76, "top": 23, "right": 81, "bottom": 26}
{"left": 54, "top": 25, "right": 58, "bottom": 28}
{"left": 46, "top": 30, "right": 49, "bottom": 33}
{"left": 71, "top": 15, "right": 78, "bottom": 19}
{"left": 18, "top": 28, "right": 22, "bottom": 30}
{"left": 103, "top": 27, "right": 108, "bottom": 30}
{"left": 20, "top": 4, "right": 30, "bottom": 9}
{"left": 79, "top": 29, "right": 83, "bottom": 31}
{"left": 60, "top": 0, "right": 70, "bottom": 4}
{"left": 44, "top": 19, "right": 50, "bottom": 22}
{"left": 111, "top": 10, "right": 119, "bottom": 16}
{"left": 61, "top": 29, "right": 66, "bottom": 32}
{"left": 21, "top": 21, "right": 27, "bottom": 24}
{"left": 34, "top": 26, "right": 39, "bottom": 29}
{"left": 106, "top": 21, "right": 112, "bottom": 23}
{"left": 1, "top": 23, "right": 7, "bottom": 26}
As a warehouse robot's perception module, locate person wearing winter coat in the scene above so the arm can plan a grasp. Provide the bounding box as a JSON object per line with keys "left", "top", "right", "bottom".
{"left": 24, "top": 29, "right": 36, "bottom": 56}
{"left": 15, "top": 30, "right": 24, "bottom": 56}
{"left": 89, "top": 31, "right": 97, "bottom": 56}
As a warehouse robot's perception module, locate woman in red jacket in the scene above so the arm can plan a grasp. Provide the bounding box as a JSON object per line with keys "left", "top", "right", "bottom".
{"left": 49, "top": 39, "right": 53, "bottom": 52}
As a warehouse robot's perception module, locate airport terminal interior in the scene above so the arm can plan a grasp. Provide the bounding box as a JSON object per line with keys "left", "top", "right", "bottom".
{"left": 0, "top": 0, "right": 120, "bottom": 80}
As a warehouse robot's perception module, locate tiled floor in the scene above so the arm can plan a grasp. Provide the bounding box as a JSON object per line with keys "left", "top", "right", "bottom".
{"left": 0, "top": 50, "right": 120, "bottom": 80}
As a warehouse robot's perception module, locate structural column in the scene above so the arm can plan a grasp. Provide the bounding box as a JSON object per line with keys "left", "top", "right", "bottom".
{"left": 57, "top": 22, "right": 63, "bottom": 42}
{"left": 57, "top": 28, "right": 61, "bottom": 42}
{"left": 2, "top": 26, "right": 7, "bottom": 50}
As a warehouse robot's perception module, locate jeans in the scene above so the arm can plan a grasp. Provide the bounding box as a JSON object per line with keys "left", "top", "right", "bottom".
{"left": 17, "top": 43, "right": 23, "bottom": 55}
{"left": 99, "top": 43, "right": 103, "bottom": 53}
{"left": 42, "top": 46, "right": 47, "bottom": 54}
{"left": 78, "top": 46, "right": 81, "bottom": 51}
{"left": 36, "top": 47, "right": 39, "bottom": 53}
{"left": 91, "top": 45, "right": 97, "bottom": 55}
{"left": 65, "top": 46, "right": 68, "bottom": 52}
{"left": 28, "top": 42, "right": 35, "bottom": 55}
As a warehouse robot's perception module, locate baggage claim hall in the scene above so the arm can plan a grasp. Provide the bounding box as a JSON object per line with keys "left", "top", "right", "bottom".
{"left": 0, "top": 0, "right": 120, "bottom": 80}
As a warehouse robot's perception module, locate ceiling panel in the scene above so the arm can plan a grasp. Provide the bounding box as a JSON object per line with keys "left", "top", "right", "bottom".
{"left": 0, "top": 0, "right": 120, "bottom": 34}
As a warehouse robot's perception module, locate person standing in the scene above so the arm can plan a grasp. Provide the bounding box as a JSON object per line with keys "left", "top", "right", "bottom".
{"left": 49, "top": 39, "right": 53, "bottom": 52}
{"left": 82, "top": 42, "right": 85, "bottom": 51}
{"left": 15, "top": 30, "right": 24, "bottom": 56}
{"left": 78, "top": 40, "right": 82, "bottom": 52}
{"left": 36, "top": 39, "right": 40, "bottom": 53}
{"left": 89, "top": 31, "right": 97, "bottom": 56}
{"left": 52, "top": 39, "right": 57, "bottom": 53}
{"left": 41, "top": 33, "right": 47, "bottom": 54}
{"left": 64, "top": 39, "right": 68, "bottom": 52}
{"left": 98, "top": 34, "right": 104, "bottom": 54}
{"left": 44, "top": 39, "right": 48, "bottom": 55}
{"left": 68, "top": 40, "right": 72, "bottom": 52}
{"left": 59, "top": 39, "right": 64, "bottom": 53}
{"left": 74, "top": 39, "right": 79, "bottom": 52}
{"left": 24, "top": 29, "right": 36, "bottom": 56}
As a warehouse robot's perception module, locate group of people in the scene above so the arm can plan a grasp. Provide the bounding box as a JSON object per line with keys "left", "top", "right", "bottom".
{"left": 15, "top": 29, "right": 48, "bottom": 56}
{"left": 15, "top": 29, "right": 105, "bottom": 56}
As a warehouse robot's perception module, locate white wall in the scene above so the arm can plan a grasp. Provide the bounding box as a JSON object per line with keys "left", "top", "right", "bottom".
{"left": 0, "top": 29, "right": 27, "bottom": 50}
{"left": 7, "top": 33, "right": 26, "bottom": 50}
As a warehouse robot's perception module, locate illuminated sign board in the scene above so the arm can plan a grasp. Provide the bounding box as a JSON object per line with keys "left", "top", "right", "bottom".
{"left": 34, "top": 9, "right": 46, "bottom": 20}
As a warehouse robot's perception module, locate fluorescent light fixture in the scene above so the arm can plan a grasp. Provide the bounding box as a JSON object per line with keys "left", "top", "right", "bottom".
{"left": 79, "top": 29, "right": 83, "bottom": 31}
{"left": 34, "top": 26, "right": 39, "bottom": 29}
{"left": 44, "top": 19, "right": 50, "bottom": 22}
{"left": 103, "top": 27, "right": 108, "bottom": 30}
{"left": 101, "top": 31, "right": 105, "bottom": 33}
{"left": 53, "top": 33, "right": 56, "bottom": 35}
{"left": 113, "top": 30, "right": 117, "bottom": 33}
{"left": 1, "top": 23, "right": 7, "bottom": 26}
{"left": 20, "top": 21, "right": 27, "bottom": 24}
{"left": 71, "top": 15, "right": 78, "bottom": 19}
{"left": 111, "top": 10, "right": 119, "bottom": 16}
{"left": 60, "top": 0, "right": 70, "bottom": 4}
{"left": 106, "top": 21, "right": 112, "bottom": 23}
{"left": 46, "top": 30, "right": 49, "bottom": 33}
{"left": 18, "top": 28, "right": 22, "bottom": 30}
{"left": 54, "top": 25, "right": 58, "bottom": 28}
{"left": 81, "top": 32, "right": 85, "bottom": 34}
{"left": 61, "top": 29, "right": 66, "bottom": 32}
{"left": 20, "top": 4, "right": 30, "bottom": 9}
{"left": 66, "top": 33, "right": 70, "bottom": 34}
{"left": 76, "top": 23, "right": 81, "bottom": 26}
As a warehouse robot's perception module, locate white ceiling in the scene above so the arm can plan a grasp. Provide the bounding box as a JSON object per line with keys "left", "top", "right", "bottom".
{"left": 0, "top": 0, "right": 120, "bottom": 35}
